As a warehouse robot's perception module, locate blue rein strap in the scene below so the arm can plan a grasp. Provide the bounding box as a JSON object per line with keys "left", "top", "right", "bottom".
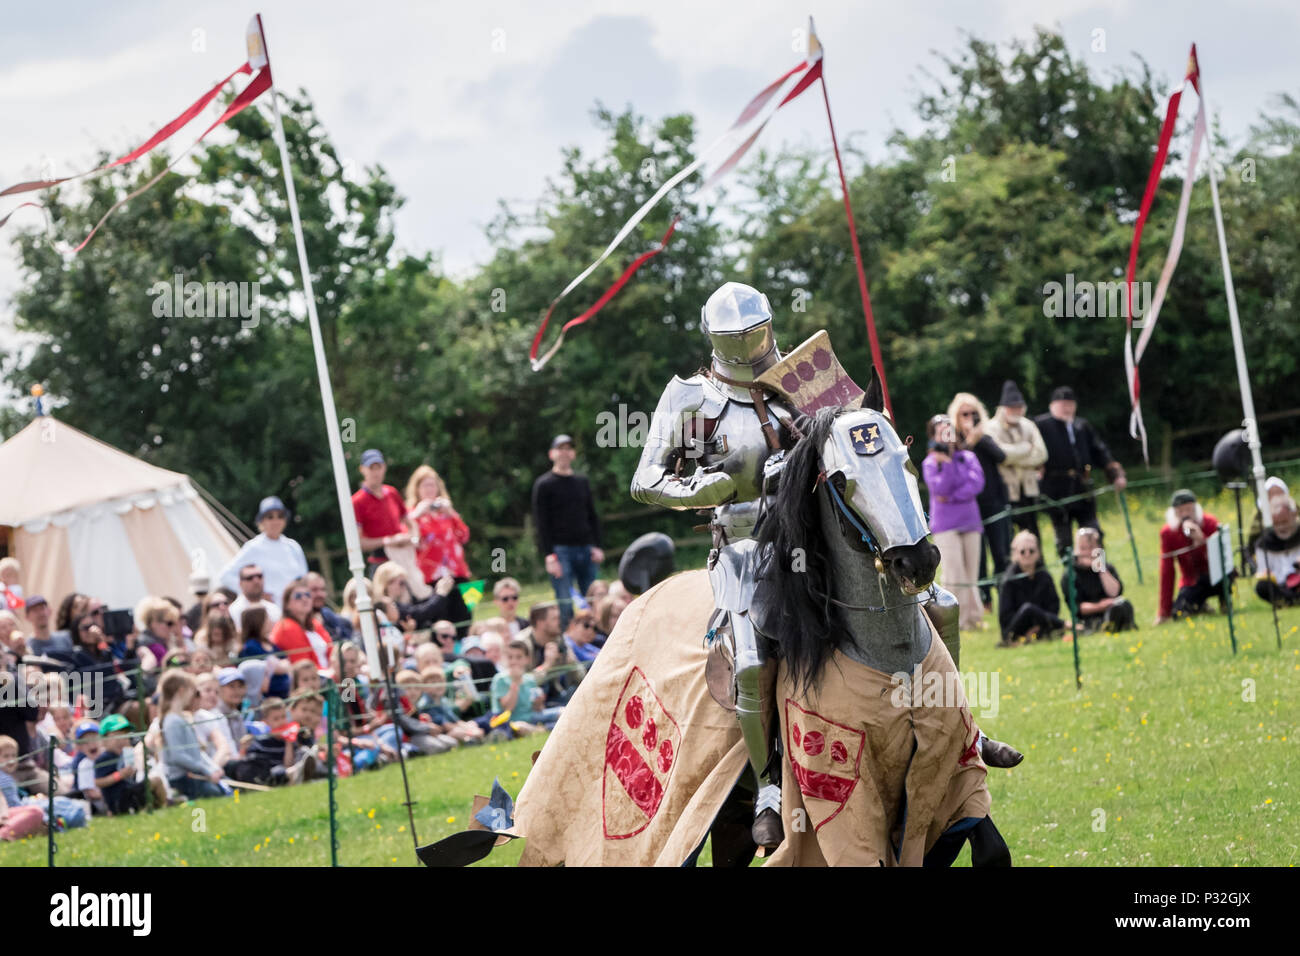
{"left": 823, "top": 476, "right": 879, "bottom": 555}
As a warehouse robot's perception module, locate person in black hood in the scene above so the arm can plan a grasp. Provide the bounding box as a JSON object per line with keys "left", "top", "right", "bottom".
{"left": 997, "top": 530, "right": 1064, "bottom": 646}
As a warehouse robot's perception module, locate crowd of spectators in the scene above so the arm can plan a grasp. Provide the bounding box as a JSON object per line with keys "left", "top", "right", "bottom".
{"left": 3, "top": 410, "right": 1296, "bottom": 842}
{"left": 0, "top": 435, "right": 631, "bottom": 840}
{"left": 921, "top": 382, "right": 1291, "bottom": 648}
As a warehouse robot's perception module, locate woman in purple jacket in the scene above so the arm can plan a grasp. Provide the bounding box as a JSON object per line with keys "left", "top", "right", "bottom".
{"left": 922, "top": 414, "right": 987, "bottom": 631}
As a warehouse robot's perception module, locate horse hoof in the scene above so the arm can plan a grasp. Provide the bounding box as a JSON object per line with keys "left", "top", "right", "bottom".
{"left": 752, "top": 807, "right": 784, "bottom": 848}
{"left": 981, "top": 737, "right": 1024, "bottom": 769}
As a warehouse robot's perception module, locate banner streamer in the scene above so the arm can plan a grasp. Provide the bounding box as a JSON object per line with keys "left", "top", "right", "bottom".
{"left": 0, "top": 54, "right": 270, "bottom": 252}
{"left": 1123, "top": 45, "right": 1201, "bottom": 462}
{"left": 528, "top": 43, "right": 825, "bottom": 371}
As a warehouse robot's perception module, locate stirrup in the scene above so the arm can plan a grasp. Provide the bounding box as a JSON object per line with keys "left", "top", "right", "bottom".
{"left": 751, "top": 784, "right": 784, "bottom": 850}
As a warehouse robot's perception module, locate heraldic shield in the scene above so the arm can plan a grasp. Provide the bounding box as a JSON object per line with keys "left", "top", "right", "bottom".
{"left": 784, "top": 698, "right": 866, "bottom": 830}
{"left": 603, "top": 666, "right": 684, "bottom": 839}
{"left": 756, "top": 329, "right": 864, "bottom": 416}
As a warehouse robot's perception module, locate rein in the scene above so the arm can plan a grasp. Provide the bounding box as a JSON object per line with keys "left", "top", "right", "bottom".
{"left": 820, "top": 471, "right": 885, "bottom": 564}
{"left": 809, "top": 583, "right": 937, "bottom": 614}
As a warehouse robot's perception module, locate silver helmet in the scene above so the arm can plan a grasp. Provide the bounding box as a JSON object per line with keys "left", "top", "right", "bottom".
{"left": 701, "top": 282, "right": 778, "bottom": 383}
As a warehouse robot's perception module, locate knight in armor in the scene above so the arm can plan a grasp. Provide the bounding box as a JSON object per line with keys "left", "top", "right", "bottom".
{"left": 632, "top": 282, "right": 1022, "bottom": 851}
{"left": 631, "top": 281, "right": 792, "bottom": 847}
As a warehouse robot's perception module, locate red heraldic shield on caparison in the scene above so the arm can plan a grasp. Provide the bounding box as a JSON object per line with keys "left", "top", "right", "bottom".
{"left": 785, "top": 698, "right": 865, "bottom": 830}
{"left": 603, "top": 666, "right": 683, "bottom": 839}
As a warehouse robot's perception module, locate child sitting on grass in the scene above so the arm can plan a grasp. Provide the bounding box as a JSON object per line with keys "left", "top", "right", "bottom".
{"left": 331, "top": 641, "right": 397, "bottom": 772}
{"left": 447, "top": 658, "right": 485, "bottom": 719}
{"left": 0, "top": 734, "right": 91, "bottom": 838}
{"left": 71, "top": 721, "right": 109, "bottom": 814}
{"left": 489, "top": 640, "right": 547, "bottom": 737}
{"left": 412, "top": 668, "right": 484, "bottom": 744}
{"left": 91, "top": 714, "right": 149, "bottom": 814}
{"left": 0, "top": 734, "right": 44, "bottom": 841}
{"left": 39, "top": 705, "right": 78, "bottom": 793}
{"left": 225, "top": 697, "right": 320, "bottom": 786}
{"left": 373, "top": 672, "right": 455, "bottom": 755}
{"left": 290, "top": 693, "right": 328, "bottom": 764}
{"left": 160, "top": 670, "right": 228, "bottom": 800}
{"left": 291, "top": 659, "right": 321, "bottom": 693}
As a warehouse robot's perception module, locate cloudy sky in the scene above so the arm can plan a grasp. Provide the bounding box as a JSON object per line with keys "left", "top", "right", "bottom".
{"left": 1, "top": 0, "right": 1297, "bottom": 323}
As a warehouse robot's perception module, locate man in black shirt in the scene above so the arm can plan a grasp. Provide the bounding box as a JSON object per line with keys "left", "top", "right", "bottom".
{"left": 532, "top": 435, "right": 604, "bottom": 625}
{"left": 1035, "top": 386, "right": 1127, "bottom": 557}
{"left": 1060, "top": 527, "right": 1135, "bottom": 633}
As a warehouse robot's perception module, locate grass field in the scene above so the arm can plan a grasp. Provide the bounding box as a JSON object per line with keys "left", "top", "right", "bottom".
{"left": 2, "top": 482, "right": 1296, "bottom": 866}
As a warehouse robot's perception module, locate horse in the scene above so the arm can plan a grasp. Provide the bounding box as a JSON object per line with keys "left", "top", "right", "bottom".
{"left": 419, "top": 390, "right": 1010, "bottom": 867}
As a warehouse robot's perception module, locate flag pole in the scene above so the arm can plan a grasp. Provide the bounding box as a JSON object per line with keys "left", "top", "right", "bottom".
{"left": 250, "top": 14, "right": 383, "bottom": 676}
{"left": 811, "top": 18, "right": 892, "bottom": 419}
{"left": 1199, "top": 65, "right": 1271, "bottom": 530}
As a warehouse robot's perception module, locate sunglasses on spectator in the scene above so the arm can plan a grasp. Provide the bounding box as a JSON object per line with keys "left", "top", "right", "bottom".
{"left": 241, "top": 573, "right": 263, "bottom": 581}
{"left": 290, "top": 591, "right": 311, "bottom": 601}
{"left": 498, "top": 593, "right": 519, "bottom": 602}
{"left": 210, "top": 598, "right": 229, "bottom": 607}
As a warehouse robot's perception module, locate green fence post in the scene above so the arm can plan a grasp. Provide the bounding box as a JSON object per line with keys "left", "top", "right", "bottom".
{"left": 325, "top": 680, "right": 340, "bottom": 868}
{"left": 1065, "top": 548, "right": 1082, "bottom": 690}
{"left": 1220, "top": 529, "right": 1239, "bottom": 656}
{"left": 1117, "top": 489, "right": 1143, "bottom": 584}
{"left": 133, "top": 668, "right": 154, "bottom": 812}
{"left": 47, "top": 737, "right": 56, "bottom": 867}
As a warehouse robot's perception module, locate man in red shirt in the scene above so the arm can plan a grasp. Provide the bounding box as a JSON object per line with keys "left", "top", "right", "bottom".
{"left": 1156, "top": 489, "right": 1227, "bottom": 624}
{"left": 351, "top": 449, "right": 416, "bottom": 568}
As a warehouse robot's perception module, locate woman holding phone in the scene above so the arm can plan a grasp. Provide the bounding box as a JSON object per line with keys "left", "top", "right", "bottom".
{"left": 923, "top": 413, "right": 986, "bottom": 632}
{"left": 404, "top": 465, "right": 472, "bottom": 583}
{"left": 948, "top": 391, "right": 1010, "bottom": 611}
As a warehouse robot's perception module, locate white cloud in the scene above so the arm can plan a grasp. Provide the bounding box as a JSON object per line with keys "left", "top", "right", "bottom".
{"left": 1, "top": 0, "right": 1295, "bottom": 325}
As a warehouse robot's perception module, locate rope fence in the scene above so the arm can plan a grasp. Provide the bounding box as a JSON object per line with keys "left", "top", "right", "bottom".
{"left": 6, "top": 455, "right": 1299, "bottom": 863}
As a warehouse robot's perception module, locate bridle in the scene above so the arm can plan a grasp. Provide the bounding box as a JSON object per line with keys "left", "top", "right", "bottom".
{"left": 812, "top": 453, "right": 937, "bottom": 614}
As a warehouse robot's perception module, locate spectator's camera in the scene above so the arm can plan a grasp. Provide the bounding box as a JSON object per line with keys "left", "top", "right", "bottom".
{"left": 1182, "top": 520, "right": 1197, "bottom": 538}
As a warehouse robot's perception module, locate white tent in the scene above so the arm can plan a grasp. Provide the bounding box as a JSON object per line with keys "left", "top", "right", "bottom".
{"left": 0, "top": 416, "right": 243, "bottom": 610}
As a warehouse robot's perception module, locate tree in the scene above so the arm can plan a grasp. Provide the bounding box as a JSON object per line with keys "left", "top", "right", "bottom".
{"left": 738, "top": 31, "right": 1300, "bottom": 462}
{"left": 7, "top": 90, "right": 417, "bottom": 556}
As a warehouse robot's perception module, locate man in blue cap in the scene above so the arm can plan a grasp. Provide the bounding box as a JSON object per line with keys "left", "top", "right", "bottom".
{"left": 219, "top": 494, "right": 309, "bottom": 607}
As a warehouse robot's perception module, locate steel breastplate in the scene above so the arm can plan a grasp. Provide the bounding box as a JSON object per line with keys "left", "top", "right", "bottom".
{"left": 700, "top": 390, "right": 792, "bottom": 542}
{"left": 694, "top": 389, "right": 793, "bottom": 504}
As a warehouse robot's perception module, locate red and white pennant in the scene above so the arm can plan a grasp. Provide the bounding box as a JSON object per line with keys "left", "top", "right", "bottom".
{"left": 0, "top": 19, "right": 272, "bottom": 253}
{"left": 528, "top": 26, "right": 826, "bottom": 371}
{"left": 1123, "top": 45, "right": 1206, "bottom": 462}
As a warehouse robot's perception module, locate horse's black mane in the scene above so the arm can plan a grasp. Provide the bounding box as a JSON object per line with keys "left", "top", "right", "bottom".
{"left": 756, "top": 405, "right": 860, "bottom": 694}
